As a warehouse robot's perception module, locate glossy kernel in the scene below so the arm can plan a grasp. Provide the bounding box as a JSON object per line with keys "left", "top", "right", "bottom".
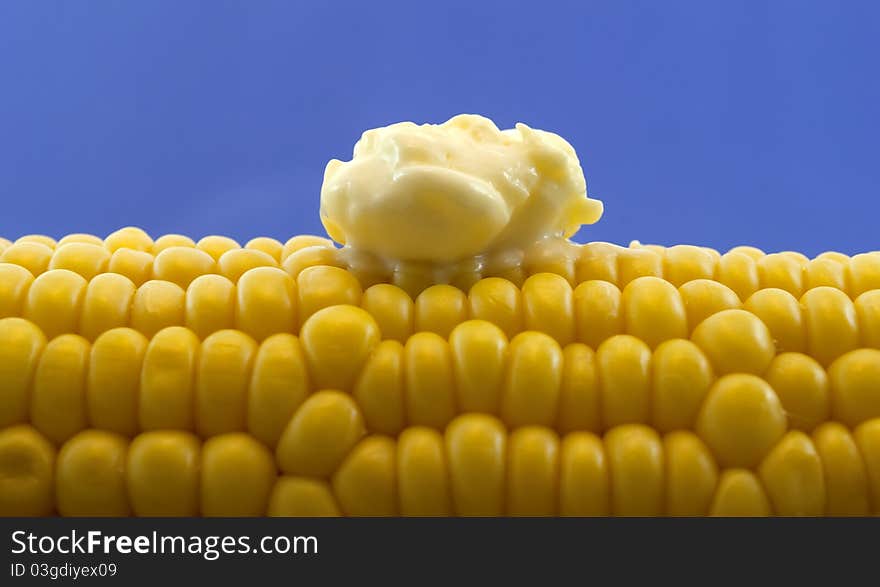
{"left": 651, "top": 339, "right": 714, "bottom": 433}
{"left": 405, "top": 332, "right": 457, "bottom": 429}
{"left": 502, "top": 331, "right": 562, "bottom": 428}
{"left": 415, "top": 284, "right": 468, "bottom": 339}
{"left": 691, "top": 309, "right": 775, "bottom": 375}
{"left": 574, "top": 280, "right": 623, "bottom": 349}
{"left": 828, "top": 349, "right": 880, "bottom": 427}
{"left": 361, "top": 283, "right": 413, "bottom": 342}
{"left": 622, "top": 276, "right": 687, "bottom": 348}
{"left": 56, "top": 430, "right": 130, "bottom": 516}
{"left": 450, "top": 320, "right": 507, "bottom": 415}
{"left": 446, "top": 414, "right": 507, "bottom": 516}
{"left": 247, "top": 334, "right": 310, "bottom": 447}
{"left": 605, "top": 424, "right": 664, "bottom": 516}
{"left": 0, "top": 425, "right": 55, "bottom": 516}
{"left": 522, "top": 273, "right": 575, "bottom": 346}
{"left": 597, "top": 335, "right": 651, "bottom": 428}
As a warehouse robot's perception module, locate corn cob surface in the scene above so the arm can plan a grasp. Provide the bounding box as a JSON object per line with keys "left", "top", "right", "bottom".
{"left": 2, "top": 228, "right": 880, "bottom": 516}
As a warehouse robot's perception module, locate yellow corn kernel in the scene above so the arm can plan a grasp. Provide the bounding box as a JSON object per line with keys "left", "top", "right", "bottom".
{"left": 415, "top": 284, "right": 468, "bottom": 339}
{"left": 79, "top": 273, "right": 136, "bottom": 341}
{"left": 743, "top": 288, "right": 804, "bottom": 353}
{"left": 605, "top": 424, "right": 664, "bottom": 516}
{"left": 201, "top": 433, "right": 275, "bottom": 516}
{"left": 245, "top": 237, "right": 283, "bottom": 262}
{"left": 597, "top": 335, "right": 651, "bottom": 428}
{"left": 56, "top": 430, "right": 130, "bottom": 516}
{"left": 854, "top": 419, "right": 880, "bottom": 513}
{"left": 812, "top": 422, "right": 869, "bottom": 516}
{"left": 104, "top": 227, "right": 153, "bottom": 253}
{"left": 522, "top": 273, "right": 575, "bottom": 346}
{"left": 353, "top": 340, "right": 405, "bottom": 435}
{"left": 301, "top": 305, "right": 379, "bottom": 392}
{"left": 0, "top": 425, "right": 55, "bottom": 516}
{"left": 126, "top": 430, "right": 200, "bottom": 516}
{"left": 523, "top": 243, "right": 575, "bottom": 285}
{"left": 0, "top": 263, "right": 34, "bottom": 318}
{"left": 87, "top": 328, "right": 148, "bottom": 437}
{"left": 651, "top": 339, "right": 714, "bottom": 433}
{"left": 185, "top": 274, "right": 235, "bottom": 339}
{"left": 558, "top": 343, "right": 601, "bottom": 433}
{"left": 717, "top": 251, "right": 759, "bottom": 301}
{"left": 108, "top": 248, "right": 154, "bottom": 286}
{"left": 691, "top": 309, "right": 775, "bottom": 375}
{"left": 805, "top": 257, "right": 847, "bottom": 291}
{"left": 848, "top": 253, "right": 880, "bottom": 297}
{"left": 663, "top": 245, "right": 716, "bottom": 287}
{"left": 139, "top": 326, "right": 199, "bottom": 431}
{"left": 397, "top": 427, "right": 452, "bottom": 516}
{"left": 405, "top": 331, "right": 456, "bottom": 428}
{"left": 575, "top": 242, "right": 619, "bottom": 284}
{"left": 0, "top": 318, "right": 46, "bottom": 428}
{"left": 235, "top": 266, "right": 297, "bottom": 341}
{"left": 617, "top": 247, "right": 663, "bottom": 288}
{"left": 574, "top": 280, "right": 623, "bottom": 349}
{"left": 361, "top": 284, "right": 414, "bottom": 342}
{"left": 0, "top": 236, "right": 12, "bottom": 253}
{"left": 196, "top": 330, "right": 257, "bottom": 437}
{"left": 450, "top": 320, "right": 507, "bottom": 415}
{"left": 730, "top": 248, "right": 766, "bottom": 262}
{"left": 467, "top": 277, "right": 523, "bottom": 340}
{"left": 282, "top": 244, "right": 342, "bottom": 279}
{"left": 275, "top": 390, "right": 365, "bottom": 476}
{"left": 855, "top": 290, "right": 880, "bottom": 349}
{"left": 764, "top": 352, "right": 829, "bottom": 432}
{"left": 446, "top": 414, "right": 507, "bottom": 516}
{"left": 507, "top": 426, "right": 559, "bottom": 516}
{"left": 559, "top": 432, "right": 609, "bottom": 516}
{"left": 622, "top": 276, "right": 687, "bottom": 348}
{"left": 152, "top": 246, "right": 215, "bottom": 289}
{"left": 696, "top": 374, "right": 786, "bottom": 468}
{"left": 829, "top": 349, "right": 880, "bottom": 427}
{"left": 757, "top": 252, "right": 804, "bottom": 297}
{"left": 332, "top": 435, "right": 397, "bottom": 516}
{"left": 248, "top": 334, "right": 310, "bottom": 447}
{"left": 1, "top": 242, "right": 53, "bottom": 276}
{"left": 196, "top": 235, "right": 240, "bottom": 262}
{"left": 664, "top": 431, "right": 718, "bottom": 516}
{"left": 758, "top": 431, "right": 825, "bottom": 516}
{"left": 130, "top": 280, "right": 185, "bottom": 338}
{"left": 709, "top": 469, "right": 771, "bottom": 516}
{"left": 501, "top": 331, "right": 562, "bottom": 428}
{"left": 17, "top": 234, "right": 56, "bottom": 247}
{"left": 23, "top": 269, "right": 87, "bottom": 339}
{"left": 801, "top": 286, "right": 859, "bottom": 367}
{"left": 678, "top": 279, "right": 741, "bottom": 333}
{"left": 268, "top": 477, "right": 341, "bottom": 516}
{"left": 30, "top": 334, "right": 89, "bottom": 444}
{"left": 48, "top": 242, "right": 110, "bottom": 280}
{"left": 217, "top": 248, "right": 277, "bottom": 283}
{"left": 815, "top": 251, "right": 849, "bottom": 263}
{"left": 281, "top": 235, "right": 335, "bottom": 262}
{"left": 298, "top": 265, "right": 363, "bottom": 323}
{"left": 152, "top": 234, "right": 196, "bottom": 254}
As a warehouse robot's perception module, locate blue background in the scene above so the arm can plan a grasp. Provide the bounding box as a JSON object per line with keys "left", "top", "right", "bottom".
{"left": 1, "top": 1, "right": 877, "bottom": 257}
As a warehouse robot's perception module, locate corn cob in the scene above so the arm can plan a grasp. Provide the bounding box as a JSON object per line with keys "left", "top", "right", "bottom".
{"left": 2, "top": 230, "right": 880, "bottom": 516}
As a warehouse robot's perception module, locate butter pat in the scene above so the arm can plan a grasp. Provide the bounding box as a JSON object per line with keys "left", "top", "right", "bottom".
{"left": 320, "top": 114, "right": 603, "bottom": 267}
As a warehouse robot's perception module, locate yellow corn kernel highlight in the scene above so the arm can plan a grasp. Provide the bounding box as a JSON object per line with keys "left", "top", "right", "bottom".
{"left": 0, "top": 425, "right": 55, "bottom": 516}
{"left": 245, "top": 237, "right": 283, "bottom": 262}
{"left": 415, "top": 284, "right": 468, "bottom": 339}
{"left": 805, "top": 257, "right": 847, "bottom": 291}
{"left": 196, "top": 330, "right": 257, "bottom": 437}
{"left": 56, "top": 430, "right": 130, "bottom": 516}
{"left": 663, "top": 245, "right": 716, "bottom": 287}
{"left": 717, "top": 251, "right": 759, "bottom": 301}
{"left": 678, "top": 279, "right": 741, "bottom": 333}
{"left": 605, "top": 424, "right": 664, "bottom": 516}
{"left": 522, "top": 273, "right": 575, "bottom": 346}
{"left": 801, "top": 286, "right": 859, "bottom": 367}
{"left": 152, "top": 246, "right": 215, "bottom": 289}
{"left": 758, "top": 431, "right": 825, "bottom": 516}
{"left": 152, "top": 234, "right": 196, "bottom": 254}
{"left": 758, "top": 253, "right": 804, "bottom": 297}
{"left": 48, "top": 242, "right": 110, "bottom": 280}
{"left": 80, "top": 273, "right": 136, "bottom": 341}
{"left": 622, "top": 276, "right": 687, "bottom": 348}
{"left": 1, "top": 242, "right": 53, "bottom": 277}
{"left": 397, "top": 427, "right": 452, "bottom": 516}
{"left": 853, "top": 419, "right": 880, "bottom": 513}
{"left": 558, "top": 432, "right": 609, "bottom": 516}
{"left": 709, "top": 469, "right": 771, "bottom": 516}
{"left": 558, "top": 343, "right": 601, "bottom": 433}
{"left": 574, "top": 280, "right": 623, "bottom": 349}
{"left": 651, "top": 339, "right": 714, "bottom": 433}
{"left": 217, "top": 248, "right": 277, "bottom": 283}
{"left": 139, "top": 326, "right": 199, "bottom": 431}
{"left": 235, "top": 267, "right": 297, "bottom": 341}
{"left": 507, "top": 426, "right": 560, "bottom": 516}
{"left": 108, "top": 248, "right": 154, "bottom": 286}
{"left": 332, "top": 435, "right": 398, "bottom": 516}
{"left": 275, "top": 390, "right": 365, "bottom": 477}
{"left": 501, "top": 331, "right": 562, "bottom": 428}
{"left": 57, "top": 233, "right": 103, "bottom": 246}
{"left": 126, "top": 431, "right": 200, "bottom": 516}
{"left": 575, "top": 242, "right": 618, "bottom": 284}
{"left": 87, "top": 328, "right": 148, "bottom": 437}
{"left": 200, "top": 433, "right": 275, "bottom": 516}
{"left": 301, "top": 305, "right": 379, "bottom": 393}
{"left": 196, "top": 235, "right": 241, "bottom": 262}
{"left": 597, "top": 335, "right": 651, "bottom": 428}
{"left": 281, "top": 235, "right": 335, "bottom": 262}
{"left": 185, "top": 274, "right": 235, "bottom": 339}
{"left": 696, "top": 374, "right": 786, "bottom": 468}
{"left": 848, "top": 253, "right": 880, "bottom": 297}
{"left": 450, "top": 320, "right": 507, "bottom": 415}
{"left": 405, "top": 331, "right": 456, "bottom": 428}
{"left": 361, "top": 283, "right": 413, "bottom": 342}
{"left": 446, "top": 414, "right": 507, "bottom": 516}
{"left": 104, "top": 227, "right": 153, "bottom": 253}
{"left": 812, "top": 422, "right": 869, "bottom": 516}
{"left": 764, "top": 352, "right": 829, "bottom": 431}
{"left": 30, "top": 334, "right": 90, "bottom": 444}
{"left": 467, "top": 277, "right": 523, "bottom": 340}
{"left": 691, "top": 309, "right": 775, "bottom": 375}
{"left": 23, "top": 269, "right": 87, "bottom": 339}
{"left": 523, "top": 244, "right": 575, "bottom": 285}
{"left": 0, "top": 263, "right": 34, "bottom": 318}
{"left": 247, "top": 333, "right": 310, "bottom": 447}
{"left": 268, "top": 477, "right": 341, "bottom": 517}
{"left": 829, "top": 349, "right": 880, "bottom": 428}
{"left": 617, "top": 247, "right": 663, "bottom": 288}
{"left": 353, "top": 339, "right": 405, "bottom": 435}
{"left": 282, "top": 244, "right": 341, "bottom": 279}
{"left": 130, "top": 280, "right": 185, "bottom": 339}
{"left": 0, "top": 318, "right": 46, "bottom": 428}
{"left": 664, "top": 431, "right": 718, "bottom": 516}
{"left": 743, "top": 287, "right": 805, "bottom": 353}
{"left": 855, "top": 290, "right": 880, "bottom": 349}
